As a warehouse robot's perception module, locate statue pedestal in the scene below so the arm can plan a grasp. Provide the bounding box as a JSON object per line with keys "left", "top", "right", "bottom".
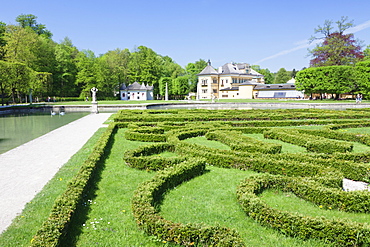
{"left": 91, "top": 101, "right": 99, "bottom": 114}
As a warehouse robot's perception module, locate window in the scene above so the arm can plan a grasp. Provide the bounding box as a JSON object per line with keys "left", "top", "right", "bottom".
{"left": 201, "top": 79, "right": 208, "bottom": 86}
{"left": 274, "top": 92, "right": 286, "bottom": 98}
{"left": 213, "top": 79, "right": 217, "bottom": 84}
{"left": 213, "top": 89, "right": 217, "bottom": 93}
{"left": 202, "top": 89, "right": 207, "bottom": 94}
{"left": 221, "top": 80, "right": 224, "bottom": 87}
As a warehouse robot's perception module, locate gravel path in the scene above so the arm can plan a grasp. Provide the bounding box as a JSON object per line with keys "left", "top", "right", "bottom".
{"left": 0, "top": 113, "right": 112, "bottom": 234}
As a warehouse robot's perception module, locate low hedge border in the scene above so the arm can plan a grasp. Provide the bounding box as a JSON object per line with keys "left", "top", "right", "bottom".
{"left": 205, "top": 130, "right": 282, "bottom": 154}
{"left": 263, "top": 128, "right": 353, "bottom": 153}
{"left": 30, "top": 123, "right": 118, "bottom": 247}
{"left": 124, "top": 129, "right": 166, "bottom": 142}
{"left": 124, "top": 142, "right": 186, "bottom": 171}
{"left": 236, "top": 174, "right": 370, "bottom": 246}
{"left": 131, "top": 158, "right": 245, "bottom": 247}
{"left": 167, "top": 128, "right": 369, "bottom": 181}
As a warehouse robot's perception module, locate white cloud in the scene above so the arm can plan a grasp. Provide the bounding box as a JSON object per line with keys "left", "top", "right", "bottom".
{"left": 254, "top": 19, "right": 370, "bottom": 65}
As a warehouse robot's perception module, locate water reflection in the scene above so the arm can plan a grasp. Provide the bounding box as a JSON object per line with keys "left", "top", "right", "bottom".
{"left": 0, "top": 112, "right": 88, "bottom": 154}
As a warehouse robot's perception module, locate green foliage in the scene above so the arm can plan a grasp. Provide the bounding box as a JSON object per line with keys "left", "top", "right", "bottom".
{"left": 185, "top": 59, "right": 207, "bottom": 92}
{"left": 237, "top": 174, "right": 370, "bottom": 246}
{"left": 295, "top": 66, "right": 355, "bottom": 98}
{"left": 131, "top": 158, "right": 245, "bottom": 246}
{"left": 30, "top": 123, "right": 117, "bottom": 246}
{"left": 15, "top": 14, "right": 52, "bottom": 38}
{"left": 206, "top": 130, "right": 282, "bottom": 154}
{"left": 355, "top": 60, "right": 370, "bottom": 98}
{"left": 263, "top": 128, "right": 353, "bottom": 153}
{"left": 274, "top": 68, "right": 291, "bottom": 83}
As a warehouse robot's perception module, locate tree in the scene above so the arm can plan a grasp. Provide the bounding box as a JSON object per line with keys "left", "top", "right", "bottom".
{"left": 274, "top": 68, "right": 291, "bottom": 83}
{"left": 173, "top": 76, "right": 189, "bottom": 96}
{"left": 31, "top": 72, "right": 53, "bottom": 99}
{"left": 6, "top": 62, "right": 33, "bottom": 103}
{"left": 0, "top": 61, "right": 10, "bottom": 105}
{"left": 251, "top": 65, "right": 274, "bottom": 84}
{"left": 15, "top": 14, "right": 52, "bottom": 38}
{"left": 355, "top": 60, "right": 370, "bottom": 98}
{"left": 159, "top": 77, "right": 172, "bottom": 98}
{"left": 295, "top": 66, "right": 355, "bottom": 99}
{"left": 75, "top": 50, "right": 98, "bottom": 98}
{"left": 128, "top": 46, "right": 162, "bottom": 95}
{"left": 309, "top": 16, "right": 364, "bottom": 67}
{"left": 0, "top": 21, "right": 6, "bottom": 60}
{"left": 97, "top": 48, "right": 131, "bottom": 97}
{"left": 54, "top": 37, "right": 79, "bottom": 96}
{"left": 363, "top": 45, "right": 370, "bottom": 60}
{"left": 185, "top": 59, "right": 207, "bottom": 92}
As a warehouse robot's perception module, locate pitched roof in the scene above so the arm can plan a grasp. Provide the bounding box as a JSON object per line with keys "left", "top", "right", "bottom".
{"left": 198, "top": 65, "right": 218, "bottom": 75}
{"left": 122, "top": 82, "right": 153, "bottom": 91}
{"left": 254, "top": 84, "right": 297, "bottom": 90}
{"left": 119, "top": 83, "right": 127, "bottom": 90}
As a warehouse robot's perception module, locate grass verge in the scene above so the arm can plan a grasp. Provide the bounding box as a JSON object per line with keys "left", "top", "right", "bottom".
{"left": 0, "top": 128, "right": 106, "bottom": 247}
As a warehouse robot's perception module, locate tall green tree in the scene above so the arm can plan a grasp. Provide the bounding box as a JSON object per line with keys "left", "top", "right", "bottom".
{"left": 97, "top": 48, "right": 131, "bottom": 97}
{"left": 161, "top": 56, "right": 184, "bottom": 78}
{"left": 185, "top": 59, "right": 207, "bottom": 92}
{"left": 6, "top": 62, "right": 33, "bottom": 103}
{"left": 309, "top": 16, "right": 364, "bottom": 67}
{"left": 0, "top": 61, "right": 10, "bottom": 105}
{"left": 173, "top": 76, "right": 189, "bottom": 96}
{"left": 15, "top": 14, "right": 52, "bottom": 38}
{"left": 31, "top": 72, "right": 53, "bottom": 99}
{"left": 129, "top": 46, "right": 162, "bottom": 95}
{"left": 274, "top": 68, "right": 291, "bottom": 83}
{"left": 355, "top": 60, "right": 370, "bottom": 98}
{"left": 54, "top": 37, "right": 79, "bottom": 96}
{"left": 159, "top": 77, "right": 172, "bottom": 97}
{"left": 3, "top": 25, "right": 40, "bottom": 67}
{"left": 0, "top": 21, "right": 6, "bottom": 60}
{"left": 75, "top": 50, "right": 98, "bottom": 98}
{"left": 363, "top": 45, "right": 370, "bottom": 60}
{"left": 295, "top": 66, "right": 355, "bottom": 99}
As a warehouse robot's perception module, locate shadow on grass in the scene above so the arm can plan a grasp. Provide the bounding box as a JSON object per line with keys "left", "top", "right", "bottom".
{"left": 58, "top": 128, "right": 116, "bottom": 247}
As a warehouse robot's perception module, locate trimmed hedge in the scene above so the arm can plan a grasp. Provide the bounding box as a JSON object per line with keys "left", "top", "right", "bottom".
{"left": 124, "top": 129, "right": 166, "bottom": 142}
{"left": 124, "top": 142, "right": 186, "bottom": 171}
{"left": 205, "top": 130, "right": 282, "bottom": 154}
{"left": 132, "top": 158, "right": 245, "bottom": 246}
{"left": 30, "top": 123, "right": 118, "bottom": 247}
{"left": 263, "top": 128, "right": 353, "bottom": 153}
{"left": 237, "top": 174, "right": 370, "bottom": 246}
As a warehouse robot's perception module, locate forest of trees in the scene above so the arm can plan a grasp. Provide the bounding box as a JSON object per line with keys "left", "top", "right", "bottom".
{"left": 296, "top": 17, "right": 370, "bottom": 99}
{"left": 2, "top": 14, "right": 369, "bottom": 105}
{"left": 0, "top": 14, "right": 209, "bottom": 105}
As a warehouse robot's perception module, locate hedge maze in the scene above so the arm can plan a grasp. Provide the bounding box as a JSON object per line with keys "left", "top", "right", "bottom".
{"left": 31, "top": 109, "right": 370, "bottom": 246}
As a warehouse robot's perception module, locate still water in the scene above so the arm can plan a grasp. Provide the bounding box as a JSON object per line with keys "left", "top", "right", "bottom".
{"left": 0, "top": 112, "right": 88, "bottom": 154}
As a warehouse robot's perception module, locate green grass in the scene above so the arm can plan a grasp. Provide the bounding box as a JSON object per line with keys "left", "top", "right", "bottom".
{"left": 62, "top": 129, "right": 176, "bottom": 246}
{"left": 45, "top": 98, "right": 367, "bottom": 106}
{"left": 184, "top": 136, "right": 231, "bottom": 150}
{"left": 160, "top": 166, "right": 331, "bottom": 247}
{"left": 0, "top": 128, "right": 106, "bottom": 247}
{"left": 260, "top": 189, "right": 370, "bottom": 224}
{"left": 244, "top": 133, "right": 307, "bottom": 153}
{"left": 3, "top": 122, "right": 370, "bottom": 246}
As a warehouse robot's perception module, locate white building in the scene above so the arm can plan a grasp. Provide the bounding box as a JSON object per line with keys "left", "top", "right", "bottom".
{"left": 119, "top": 82, "right": 154, "bottom": 100}
{"left": 197, "top": 61, "right": 265, "bottom": 100}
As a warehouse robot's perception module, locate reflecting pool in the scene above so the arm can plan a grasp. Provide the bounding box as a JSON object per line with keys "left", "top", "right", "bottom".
{"left": 0, "top": 112, "right": 88, "bottom": 154}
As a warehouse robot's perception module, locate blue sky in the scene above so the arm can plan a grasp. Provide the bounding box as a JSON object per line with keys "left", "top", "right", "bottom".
{"left": 1, "top": 0, "right": 370, "bottom": 72}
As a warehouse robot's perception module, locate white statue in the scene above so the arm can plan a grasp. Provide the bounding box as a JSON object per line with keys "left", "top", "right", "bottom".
{"left": 91, "top": 87, "right": 98, "bottom": 102}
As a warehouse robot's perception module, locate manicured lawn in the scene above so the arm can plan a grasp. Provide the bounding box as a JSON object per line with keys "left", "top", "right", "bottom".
{"left": 2, "top": 111, "right": 370, "bottom": 246}
{"left": 0, "top": 128, "right": 106, "bottom": 247}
